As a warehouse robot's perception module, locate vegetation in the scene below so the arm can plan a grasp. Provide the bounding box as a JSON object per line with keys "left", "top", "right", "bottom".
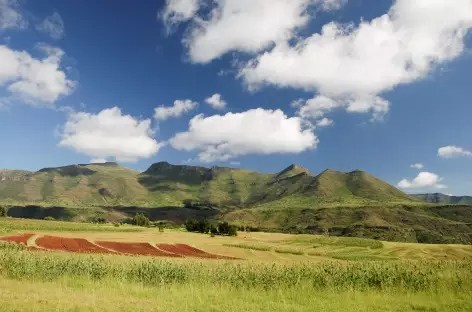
{"left": 0, "top": 243, "right": 470, "bottom": 292}
{"left": 0, "top": 244, "right": 471, "bottom": 311}
{"left": 0, "top": 206, "right": 7, "bottom": 217}
{"left": 0, "top": 218, "right": 143, "bottom": 233}
{"left": 185, "top": 220, "right": 237, "bottom": 236}
{"left": 223, "top": 243, "right": 272, "bottom": 252}
{"left": 43, "top": 216, "right": 55, "bottom": 221}
{"left": 1, "top": 161, "right": 472, "bottom": 244}
{"left": 411, "top": 193, "right": 472, "bottom": 205}
{"left": 133, "top": 213, "right": 150, "bottom": 227}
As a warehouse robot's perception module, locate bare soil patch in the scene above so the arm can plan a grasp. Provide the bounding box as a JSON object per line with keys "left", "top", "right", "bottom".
{"left": 96, "top": 241, "right": 182, "bottom": 257}
{"left": 0, "top": 233, "right": 35, "bottom": 245}
{"left": 36, "top": 235, "right": 115, "bottom": 254}
{"left": 157, "top": 243, "right": 237, "bottom": 259}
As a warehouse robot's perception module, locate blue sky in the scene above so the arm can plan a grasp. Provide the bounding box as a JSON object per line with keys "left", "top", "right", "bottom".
{"left": 0, "top": 0, "right": 471, "bottom": 195}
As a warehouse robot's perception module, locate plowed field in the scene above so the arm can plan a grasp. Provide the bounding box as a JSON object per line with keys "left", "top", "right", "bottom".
{"left": 36, "top": 235, "right": 114, "bottom": 254}
{"left": 0, "top": 233, "right": 35, "bottom": 245}
{"left": 96, "top": 241, "right": 182, "bottom": 257}
{"left": 157, "top": 243, "right": 236, "bottom": 259}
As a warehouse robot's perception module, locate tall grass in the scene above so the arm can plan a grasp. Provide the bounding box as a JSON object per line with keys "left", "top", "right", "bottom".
{"left": 287, "top": 235, "right": 384, "bottom": 249}
{"left": 0, "top": 243, "right": 470, "bottom": 292}
{"left": 223, "top": 243, "right": 271, "bottom": 251}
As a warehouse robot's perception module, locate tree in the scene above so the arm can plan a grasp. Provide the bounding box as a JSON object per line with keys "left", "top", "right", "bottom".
{"left": 185, "top": 219, "right": 197, "bottom": 232}
{"left": 210, "top": 224, "right": 218, "bottom": 235}
{"left": 0, "top": 206, "right": 7, "bottom": 217}
{"left": 133, "top": 213, "right": 149, "bottom": 227}
{"left": 228, "top": 225, "right": 238, "bottom": 237}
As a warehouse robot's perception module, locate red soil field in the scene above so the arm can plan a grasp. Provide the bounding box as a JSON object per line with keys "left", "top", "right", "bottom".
{"left": 157, "top": 244, "right": 237, "bottom": 260}
{"left": 36, "top": 235, "right": 114, "bottom": 254}
{"left": 0, "top": 233, "right": 35, "bottom": 245}
{"left": 2, "top": 233, "right": 239, "bottom": 260}
{"left": 96, "top": 241, "right": 182, "bottom": 257}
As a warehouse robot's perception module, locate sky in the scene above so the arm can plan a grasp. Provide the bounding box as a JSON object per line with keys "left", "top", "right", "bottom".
{"left": 0, "top": 0, "right": 472, "bottom": 195}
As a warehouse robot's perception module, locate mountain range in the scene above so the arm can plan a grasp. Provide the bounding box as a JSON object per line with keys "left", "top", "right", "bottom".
{"left": 0, "top": 161, "right": 415, "bottom": 207}
{"left": 1, "top": 162, "right": 471, "bottom": 244}
{"left": 410, "top": 193, "right": 472, "bottom": 205}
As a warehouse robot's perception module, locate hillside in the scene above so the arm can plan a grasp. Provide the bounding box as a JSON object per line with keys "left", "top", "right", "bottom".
{"left": 0, "top": 163, "right": 152, "bottom": 207}
{"left": 411, "top": 193, "right": 472, "bottom": 205}
{"left": 0, "top": 161, "right": 415, "bottom": 208}
{"left": 2, "top": 161, "right": 472, "bottom": 244}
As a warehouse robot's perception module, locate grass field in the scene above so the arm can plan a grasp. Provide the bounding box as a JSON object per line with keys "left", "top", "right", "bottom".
{"left": 1, "top": 218, "right": 472, "bottom": 311}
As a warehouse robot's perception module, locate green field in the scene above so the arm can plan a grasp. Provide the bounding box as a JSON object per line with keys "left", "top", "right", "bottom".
{"left": 1, "top": 217, "right": 472, "bottom": 311}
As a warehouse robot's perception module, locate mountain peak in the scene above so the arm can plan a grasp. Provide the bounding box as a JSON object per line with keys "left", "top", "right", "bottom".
{"left": 274, "top": 164, "right": 310, "bottom": 180}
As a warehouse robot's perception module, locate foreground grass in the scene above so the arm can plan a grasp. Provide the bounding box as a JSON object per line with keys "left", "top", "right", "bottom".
{"left": 0, "top": 243, "right": 471, "bottom": 311}
{"left": 1, "top": 277, "right": 471, "bottom": 312}
{"left": 0, "top": 218, "right": 143, "bottom": 233}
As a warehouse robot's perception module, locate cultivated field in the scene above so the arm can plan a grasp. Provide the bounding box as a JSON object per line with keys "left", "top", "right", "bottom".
{"left": 1, "top": 218, "right": 472, "bottom": 311}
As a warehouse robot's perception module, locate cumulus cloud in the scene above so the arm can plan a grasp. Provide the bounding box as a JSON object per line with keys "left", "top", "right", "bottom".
{"left": 438, "top": 146, "right": 472, "bottom": 158}
{"left": 410, "top": 163, "right": 424, "bottom": 170}
{"left": 59, "top": 107, "right": 162, "bottom": 162}
{"left": 90, "top": 158, "right": 107, "bottom": 164}
{"left": 0, "top": 44, "right": 75, "bottom": 106}
{"left": 154, "top": 99, "right": 198, "bottom": 120}
{"left": 160, "top": 0, "right": 200, "bottom": 32}
{"left": 241, "top": 0, "right": 472, "bottom": 121}
{"left": 183, "top": 0, "right": 346, "bottom": 63}
{"left": 397, "top": 172, "right": 447, "bottom": 190}
{"left": 205, "top": 93, "right": 227, "bottom": 110}
{"left": 36, "top": 12, "right": 65, "bottom": 40}
{"left": 0, "top": 0, "right": 27, "bottom": 30}
{"left": 316, "top": 117, "right": 333, "bottom": 127}
{"left": 170, "top": 108, "right": 318, "bottom": 162}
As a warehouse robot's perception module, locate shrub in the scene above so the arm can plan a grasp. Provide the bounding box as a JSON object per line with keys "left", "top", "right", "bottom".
{"left": 113, "top": 223, "right": 120, "bottom": 227}
{"left": 44, "top": 216, "right": 55, "bottom": 221}
{"left": 228, "top": 225, "right": 238, "bottom": 237}
{"left": 0, "top": 206, "right": 8, "bottom": 217}
{"left": 95, "top": 217, "right": 107, "bottom": 224}
{"left": 133, "top": 213, "right": 150, "bottom": 227}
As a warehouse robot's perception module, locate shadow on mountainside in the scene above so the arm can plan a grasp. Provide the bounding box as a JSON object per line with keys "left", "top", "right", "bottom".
{"left": 104, "top": 206, "right": 221, "bottom": 223}
{"left": 7, "top": 206, "right": 75, "bottom": 220}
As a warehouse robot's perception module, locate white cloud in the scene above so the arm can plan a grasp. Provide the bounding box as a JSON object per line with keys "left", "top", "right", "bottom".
{"left": 316, "top": 117, "right": 333, "bottom": 127}
{"left": 397, "top": 172, "right": 447, "bottom": 190}
{"left": 154, "top": 99, "right": 198, "bottom": 120}
{"left": 36, "top": 12, "right": 65, "bottom": 40}
{"left": 161, "top": 0, "right": 200, "bottom": 32}
{"left": 438, "top": 146, "right": 472, "bottom": 158}
{"left": 241, "top": 0, "right": 472, "bottom": 121}
{"left": 229, "top": 161, "right": 240, "bottom": 166}
{"left": 170, "top": 108, "right": 318, "bottom": 162}
{"left": 410, "top": 163, "right": 424, "bottom": 170}
{"left": 293, "top": 95, "right": 338, "bottom": 119}
{"left": 205, "top": 93, "right": 227, "bottom": 110}
{"left": 184, "top": 0, "right": 346, "bottom": 64}
{"left": 0, "top": 0, "right": 27, "bottom": 30}
{"left": 59, "top": 107, "right": 162, "bottom": 162}
{"left": 91, "top": 158, "right": 107, "bottom": 164}
{"left": 0, "top": 44, "right": 75, "bottom": 105}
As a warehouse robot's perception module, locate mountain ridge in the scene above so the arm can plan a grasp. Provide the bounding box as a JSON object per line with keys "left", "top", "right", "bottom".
{"left": 410, "top": 193, "right": 472, "bottom": 205}
{"left": 1, "top": 162, "right": 472, "bottom": 244}
{"left": 0, "top": 161, "right": 415, "bottom": 208}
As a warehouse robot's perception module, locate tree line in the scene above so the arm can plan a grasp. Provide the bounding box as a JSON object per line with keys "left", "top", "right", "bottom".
{"left": 184, "top": 219, "right": 238, "bottom": 236}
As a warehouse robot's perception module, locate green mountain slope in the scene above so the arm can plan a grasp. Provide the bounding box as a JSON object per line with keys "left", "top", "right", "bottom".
{"left": 1, "top": 162, "right": 472, "bottom": 244}
{"left": 411, "top": 193, "right": 472, "bottom": 205}
{"left": 0, "top": 163, "right": 152, "bottom": 207}
{"left": 0, "top": 161, "right": 416, "bottom": 208}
